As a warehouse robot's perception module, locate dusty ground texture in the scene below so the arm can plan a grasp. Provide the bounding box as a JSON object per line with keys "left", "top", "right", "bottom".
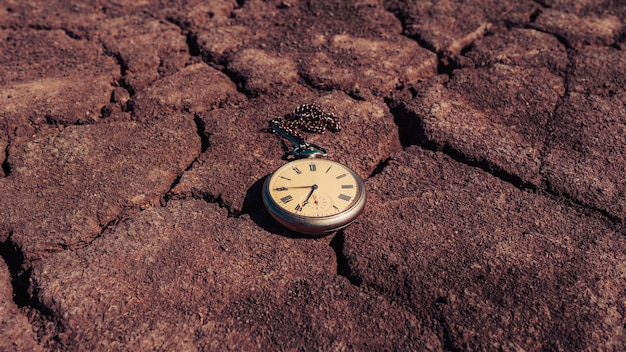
{"left": 0, "top": 0, "right": 624, "bottom": 351}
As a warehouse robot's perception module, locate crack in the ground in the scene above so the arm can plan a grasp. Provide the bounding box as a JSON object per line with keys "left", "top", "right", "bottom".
{"left": 542, "top": 178, "right": 623, "bottom": 227}
{"left": 193, "top": 113, "right": 210, "bottom": 153}
{"left": 530, "top": 37, "right": 624, "bottom": 227}
{"left": 185, "top": 31, "right": 202, "bottom": 57}
{"left": 163, "top": 113, "right": 217, "bottom": 207}
{"left": 529, "top": 8, "right": 542, "bottom": 23}
{"left": 536, "top": 42, "right": 572, "bottom": 173}
{"left": 438, "top": 316, "right": 463, "bottom": 352}
{"left": 21, "top": 23, "right": 87, "bottom": 41}
{"left": 381, "top": 2, "right": 439, "bottom": 58}
{"left": 527, "top": 25, "right": 574, "bottom": 50}
{"left": 166, "top": 20, "right": 256, "bottom": 100}
{"left": 0, "top": 231, "right": 29, "bottom": 308}
{"left": 328, "top": 230, "right": 362, "bottom": 286}
{"left": 382, "top": 1, "right": 490, "bottom": 77}
{"left": 168, "top": 189, "right": 237, "bottom": 217}
{"left": 441, "top": 145, "right": 533, "bottom": 190}
{"left": 162, "top": 147, "right": 238, "bottom": 217}
{"left": 163, "top": 15, "right": 203, "bottom": 59}
{"left": 163, "top": 174, "right": 241, "bottom": 217}
{"left": 81, "top": 216, "right": 125, "bottom": 251}
{"left": 531, "top": 0, "right": 552, "bottom": 9}
{"left": 61, "top": 27, "right": 84, "bottom": 40}
{"left": 1, "top": 141, "right": 10, "bottom": 177}
{"left": 0, "top": 232, "right": 62, "bottom": 350}
{"left": 219, "top": 63, "right": 260, "bottom": 99}
{"left": 107, "top": 52, "right": 133, "bottom": 94}
{"left": 367, "top": 157, "right": 391, "bottom": 179}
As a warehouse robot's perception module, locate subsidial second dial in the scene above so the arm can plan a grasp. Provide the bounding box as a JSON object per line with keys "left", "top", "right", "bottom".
{"left": 300, "top": 192, "right": 332, "bottom": 214}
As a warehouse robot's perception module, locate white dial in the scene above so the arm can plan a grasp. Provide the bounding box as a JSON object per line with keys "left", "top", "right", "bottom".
{"left": 263, "top": 158, "right": 366, "bottom": 235}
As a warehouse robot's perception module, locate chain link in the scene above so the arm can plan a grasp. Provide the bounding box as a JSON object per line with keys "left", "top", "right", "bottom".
{"left": 270, "top": 103, "right": 341, "bottom": 144}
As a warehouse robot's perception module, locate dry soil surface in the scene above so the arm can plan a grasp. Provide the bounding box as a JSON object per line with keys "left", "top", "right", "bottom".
{"left": 1, "top": 0, "right": 625, "bottom": 351}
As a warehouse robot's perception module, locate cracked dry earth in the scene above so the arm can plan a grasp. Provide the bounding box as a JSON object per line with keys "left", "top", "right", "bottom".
{"left": 0, "top": 0, "right": 625, "bottom": 351}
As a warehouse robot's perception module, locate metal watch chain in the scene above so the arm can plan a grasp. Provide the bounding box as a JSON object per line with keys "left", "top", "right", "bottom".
{"left": 267, "top": 103, "right": 341, "bottom": 158}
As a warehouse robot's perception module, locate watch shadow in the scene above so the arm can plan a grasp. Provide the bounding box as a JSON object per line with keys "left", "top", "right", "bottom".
{"left": 242, "top": 176, "right": 332, "bottom": 239}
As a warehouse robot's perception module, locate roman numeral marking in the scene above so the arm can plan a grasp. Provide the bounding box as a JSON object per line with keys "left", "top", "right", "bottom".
{"left": 338, "top": 194, "right": 351, "bottom": 202}
{"left": 326, "top": 166, "right": 332, "bottom": 173}
{"left": 280, "top": 195, "right": 294, "bottom": 203}
{"left": 293, "top": 167, "right": 302, "bottom": 174}
{"left": 309, "top": 163, "right": 316, "bottom": 172}
{"left": 280, "top": 176, "right": 291, "bottom": 181}
{"left": 295, "top": 204, "right": 303, "bottom": 212}
{"left": 341, "top": 185, "right": 354, "bottom": 189}
{"left": 336, "top": 173, "right": 347, "bottom": 179}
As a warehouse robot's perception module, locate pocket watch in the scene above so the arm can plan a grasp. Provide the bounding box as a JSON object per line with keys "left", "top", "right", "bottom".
{"left": 262, "top": 104, "right": 366, "bottom": 235}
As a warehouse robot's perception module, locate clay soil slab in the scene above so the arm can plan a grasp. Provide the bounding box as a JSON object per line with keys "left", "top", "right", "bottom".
{"left": 129, "top": 63, "right": 244, "bottom": 119}
{"left": 31, "top": 199, "right": 441, "bottom": 351}
{"left": 301, "top": 33, "right": 438, "bottom": 97}
{"left": 0, "top": 116, "right": 199, "bottom": 260}
{"left": 343, "top": 146, "right": 626, "bottom": 350}
{"left": 226, "top": 48, "right": 306, "bottom": 97}
{"left": 0, "top": 29, "right": 116, "bottom": 85}
{"left": 195, "top": 24, "right": 253, "bottom": 63}
{"left": 532, "top": 8, "right": 623, "bottom": 48}
{"left": 568, "top": 46, "right": 626, "bottom": 97}
{"left": 0, "top": 29, "right": 118, "bottom": 134}
{"left": 384, "top": 0, "right": 538, "bottom": 54}
{"left": 395, "top": 63, "right": 563, "bottom": 185}
{"left": 165, "top": 0, "right": 238, "bottom": 32}
{"left": 462, "top": 28, "right": 569, "bottom": 73}
{"left": 542, "top": 92, "right": 626, "bottom": 222}
{"left": 0, "top": 1, "right": 106, "bottom": 37}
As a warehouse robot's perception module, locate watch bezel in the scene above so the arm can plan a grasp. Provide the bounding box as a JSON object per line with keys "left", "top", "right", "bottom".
{"left": 262, "top": 159, "right": 366, "bottom": 235}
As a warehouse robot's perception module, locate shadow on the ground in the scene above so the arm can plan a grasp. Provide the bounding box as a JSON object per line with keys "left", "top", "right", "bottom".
{"left": 242, "top": 176, "right": 335, "bottom": 239}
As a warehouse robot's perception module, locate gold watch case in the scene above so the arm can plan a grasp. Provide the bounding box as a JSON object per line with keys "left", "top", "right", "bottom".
{"left": 262, "top": 158, "right": 366, "bottom": 235}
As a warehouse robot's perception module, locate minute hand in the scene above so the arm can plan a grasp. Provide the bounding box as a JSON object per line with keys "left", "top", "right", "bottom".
{"left": 273, "top": 185, "right": 316, "bottom": 191}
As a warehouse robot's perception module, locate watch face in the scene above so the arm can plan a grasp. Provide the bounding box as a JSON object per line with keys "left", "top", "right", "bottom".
{"left": 262, "top": 158, "right": 366, "bottom": 234}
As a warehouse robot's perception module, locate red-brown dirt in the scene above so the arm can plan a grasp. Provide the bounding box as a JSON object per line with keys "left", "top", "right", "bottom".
{"left": 1, "top": 0, "right": 625, "bottom": 350}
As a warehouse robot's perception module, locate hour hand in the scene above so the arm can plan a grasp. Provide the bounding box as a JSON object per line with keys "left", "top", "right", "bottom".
{"left": 300, "top": 184, "right": 318, "bottom": 207}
